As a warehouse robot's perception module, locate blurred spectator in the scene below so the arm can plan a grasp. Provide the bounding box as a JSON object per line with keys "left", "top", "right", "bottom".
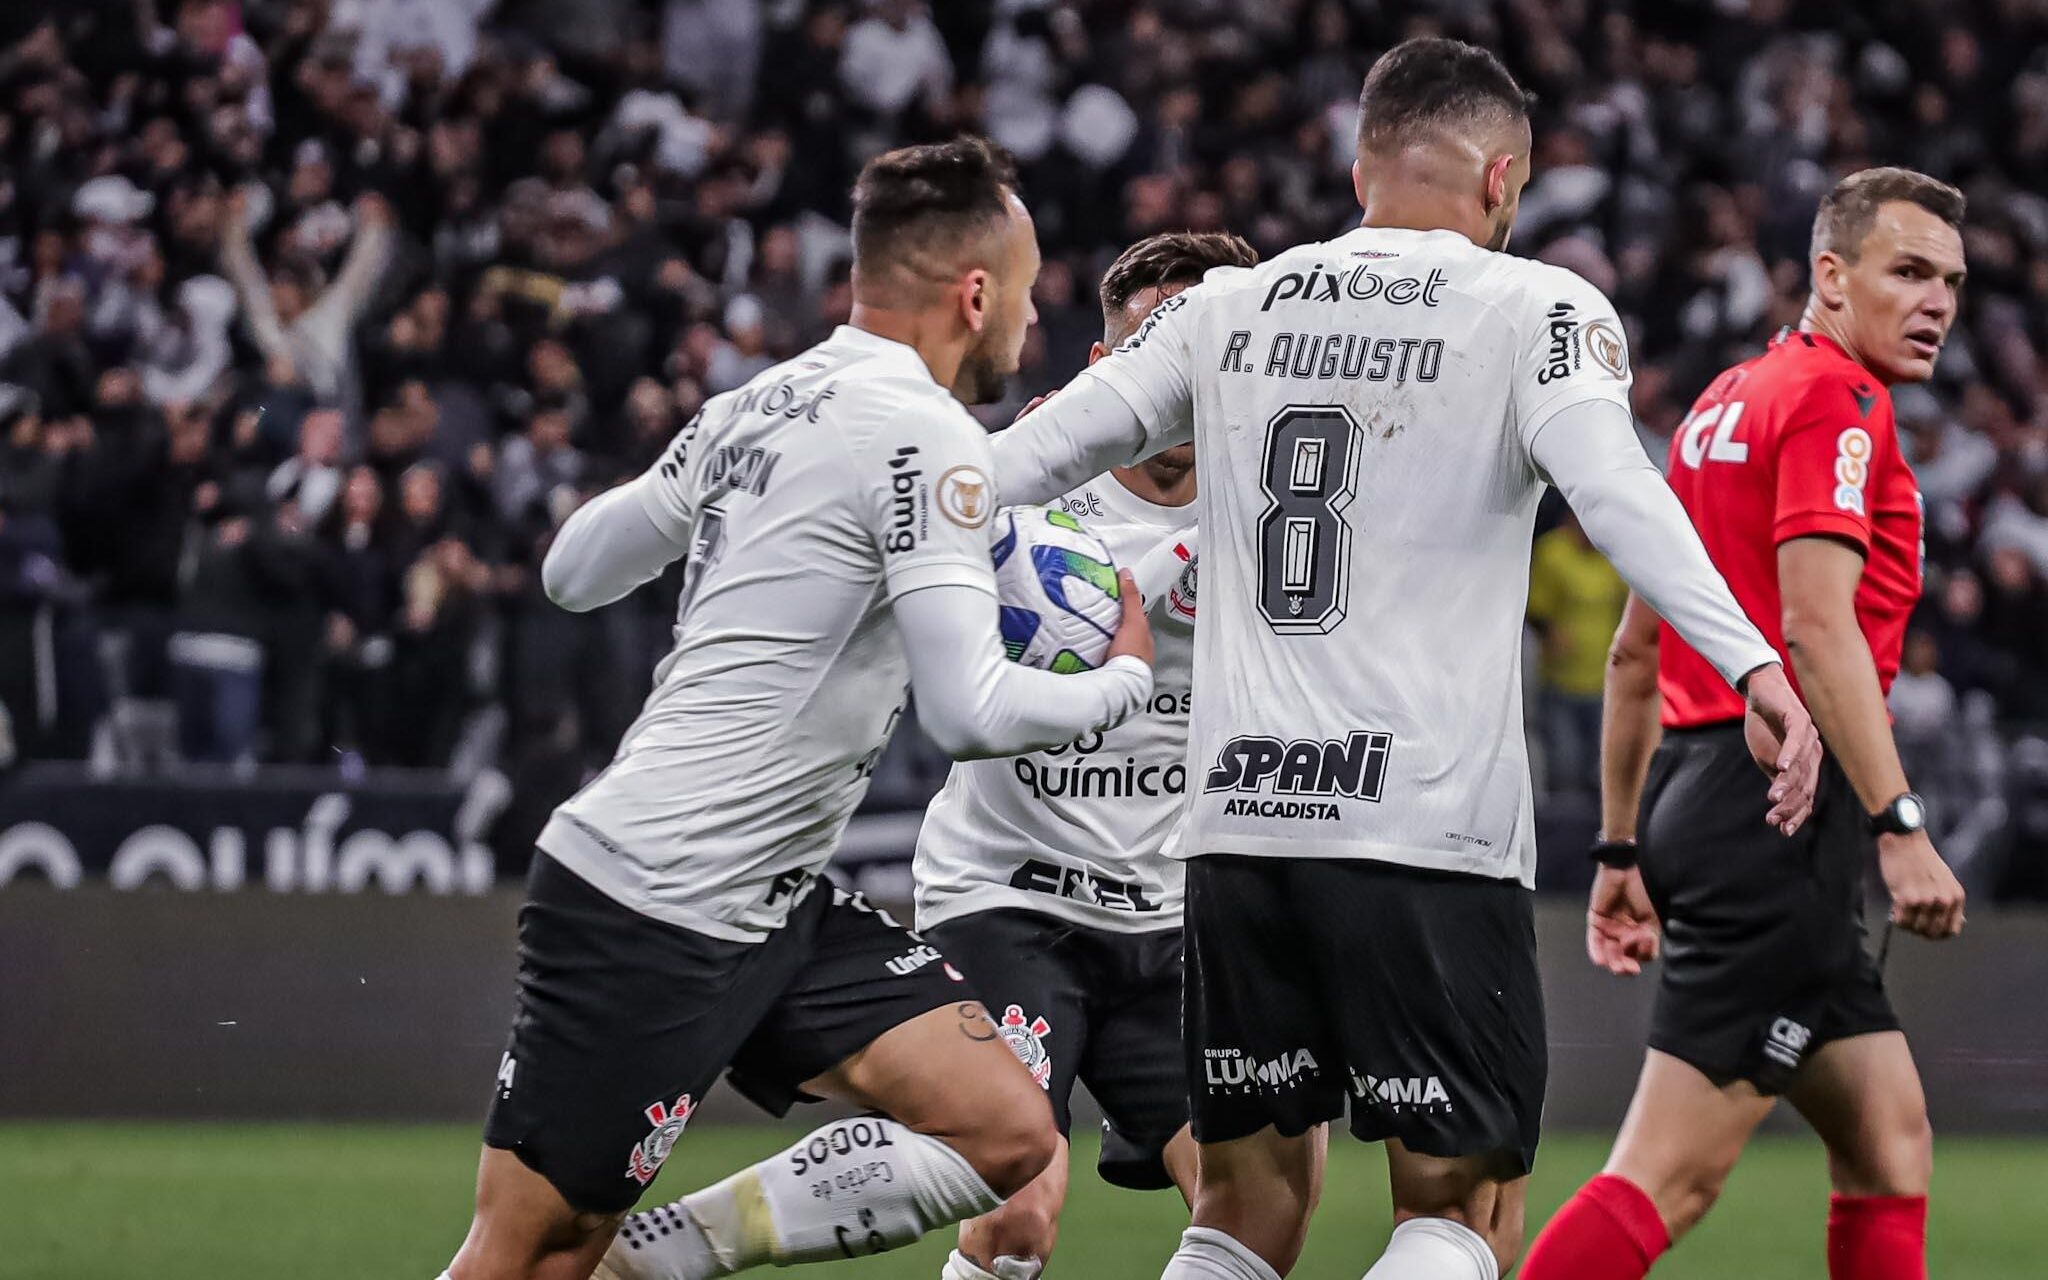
{"left": 1526, "top": 512, "right": 1628, "bottom": 798}
{"left": 494, "top": 395, "right": 584, "bottom": 530}
{"left": 1890, "top": 629, "right": 1959, "bottom": 741}
{"left": 266, "top": 407, "right": 346, "bottom": 527}
{"left": 219, "top": 191, "right": 395, "bottom": 418}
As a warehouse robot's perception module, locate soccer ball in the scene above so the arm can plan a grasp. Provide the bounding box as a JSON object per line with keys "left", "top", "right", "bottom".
{"left": 991, "top": 506, "right": 1122, "bottom": 672}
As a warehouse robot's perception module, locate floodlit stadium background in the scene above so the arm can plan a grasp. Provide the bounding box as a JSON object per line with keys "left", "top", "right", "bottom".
{"left": 2, "top": 2, "right": 2046, "bottom": 1276}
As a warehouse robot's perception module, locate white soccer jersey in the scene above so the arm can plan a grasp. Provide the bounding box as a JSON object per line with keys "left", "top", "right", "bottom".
{"left": 914, "top": 476, "right": 1197, "bottom": 934}
{"left": 1064, "top": 226, "right": 1643, "bottom": 886}
{"left": 539, "top": 326, "right": 1006, "bottom": 940}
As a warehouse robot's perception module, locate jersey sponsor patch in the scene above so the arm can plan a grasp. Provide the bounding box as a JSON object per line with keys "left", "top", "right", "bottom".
{"left": 1833, "top": 426, "right": 1872, "bottom": 515}
{"left": 1220, "top": 797, "right": 1342, "bottom": 820}
{"left": 1536, "top": 299, "right": 1580, "bottom": 384}
{"left": 1008, "top": 856, "right": 1165, "bottom": 914}
{"left": 1350, "top": 1070, "right": 1452, "bottom": 1113}
{"left": 1259, "top": 263, "right": 1448, "bottom": 311}
{"left": 883, "top": 942, "right": 946, "bottom": 977}
{"left": 1762, "top": 1016, "right": 1812, "bottom": 1071}
{"left": 1204, "top": 729, "right": 1392, "bottom": 801}
{"left": 1202, "top": 1045, "right": 1321, "bottom": 1093}
{"left": 936, "top": 464, "right": 992, "bottom": 529}
{"left": 883, "top": 445, "right": 928, "bottom": 552}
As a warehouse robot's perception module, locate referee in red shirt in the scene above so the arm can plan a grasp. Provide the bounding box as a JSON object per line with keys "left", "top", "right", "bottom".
{"left": 1522, "top": 167, "right": 1968, "bottom": 1280}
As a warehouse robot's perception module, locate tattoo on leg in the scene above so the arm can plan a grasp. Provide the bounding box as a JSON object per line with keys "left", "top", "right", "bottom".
{"left": 957, "top": 1002, "right": 998, "bottom": 1042}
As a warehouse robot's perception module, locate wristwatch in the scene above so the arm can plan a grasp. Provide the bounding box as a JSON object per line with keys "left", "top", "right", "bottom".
{"left": 1867, "top": 791, "right": 1927, "bottom": 837}
{"left": 1589, "top": 836, "right": 1639, "bottom": 869}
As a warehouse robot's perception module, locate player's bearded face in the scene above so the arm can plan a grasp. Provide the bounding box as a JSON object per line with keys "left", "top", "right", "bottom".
{"left": 959, "top": 215, "right": 1040, "bottom": 405}
{"left": 1837, "top": 204, "right": 1966, "bottom": 385}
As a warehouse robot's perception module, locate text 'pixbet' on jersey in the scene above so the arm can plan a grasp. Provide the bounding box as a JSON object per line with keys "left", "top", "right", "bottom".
{"left": 1203, "top": 730, "right": 1393, "bottom": 800}
{"left": 1259, "top": 264, "right": 1450, "bottom": 311}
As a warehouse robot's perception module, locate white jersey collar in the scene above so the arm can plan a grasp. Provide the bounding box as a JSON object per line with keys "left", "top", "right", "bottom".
{"left": 1333, "top": 224, "right": 1474, "bottom": 252}
{"left": 831, "top": 324, "right": 943, "bottom": 385}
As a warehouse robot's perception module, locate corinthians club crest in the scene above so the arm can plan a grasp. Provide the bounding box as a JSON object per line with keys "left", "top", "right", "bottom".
{"left": 626, "top": 1092, "right": 695, "bottom": 1186}
{"left": 997, "top": 1005, "right": 1054, "bottom": 1089}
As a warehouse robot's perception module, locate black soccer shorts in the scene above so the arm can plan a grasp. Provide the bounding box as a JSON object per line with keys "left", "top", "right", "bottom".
{"left": 1182, "top": 854, "right": 1546, "bottom": 1175}
{"left": 482, "top": 852, "right": 974, "bottom": 1213}
{"left": 925, "top": 908, "right": 1187, "bottom": 1191}
{"left": 1638, "top": 723, "right": 1899, "bottom": 1094}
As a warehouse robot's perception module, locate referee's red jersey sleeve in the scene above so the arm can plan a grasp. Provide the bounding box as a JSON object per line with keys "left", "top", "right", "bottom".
{"left": 1772, "top": 375, "right": 1887, "bottom": 552}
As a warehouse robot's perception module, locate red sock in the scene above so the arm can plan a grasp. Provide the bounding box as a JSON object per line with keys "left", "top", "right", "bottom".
{"left": 1828, "top": 1193, "right": 1926, "bottom": 1280}
{"left": 1521, "top": 1174, "right": 1671, "bottom": 1280}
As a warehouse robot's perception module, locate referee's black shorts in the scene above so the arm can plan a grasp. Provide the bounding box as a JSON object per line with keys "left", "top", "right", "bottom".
{"left": 1638, "top": 722, "right": 1898, "bottom": 1094}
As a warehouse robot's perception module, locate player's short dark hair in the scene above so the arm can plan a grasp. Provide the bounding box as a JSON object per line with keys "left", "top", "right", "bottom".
{"left": 851, "top": 136, "right": 1019, "bottom": 290}
{"left": 1811, "top": 167, "right": 1966, "bottom": 262}
{"left": 1356, "top": 37, "right": 1531, "bottom": 154}
{"left": 1097, "top": 232, "right": 1260, "bottom": 323}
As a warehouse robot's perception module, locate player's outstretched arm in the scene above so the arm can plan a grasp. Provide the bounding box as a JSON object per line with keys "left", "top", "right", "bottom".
{"left": 992, "top": 288, "right": 1201, "bottom": 505}
{"left": 894, "top": 575, "right": 1152, "bottom": 760}
{"left": 541, "top": 473, "right": 694, "bottom": 612}
{"left": 1527, "top": 398, "right": 1822, "bottom": 827}
{"left": 992, "top": 375, "right": 1157, "bottom": 506}
{"left": 1780, "top": 537, "right": 1965, "bottom": 939}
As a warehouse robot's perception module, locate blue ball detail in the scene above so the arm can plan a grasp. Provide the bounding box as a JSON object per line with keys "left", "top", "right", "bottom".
{"left": 1031, "top": 545, "right": 1117, "bottom": 640}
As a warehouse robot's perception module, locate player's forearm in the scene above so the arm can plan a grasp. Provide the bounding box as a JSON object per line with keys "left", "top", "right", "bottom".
{"left": 1599, "top": 598, "right": 1663, "bottom": 840}
{"left": 1782, "top": 605, "right": 1909, "bottom": 812}
{"left": 1531, "top": 400, "right": 1778, "bottom": 688}
{"left": 992, "top": 374, "right": 1155, "bottom": 506}
{"left": 542, "top": 477, "right": 691, "bottom": 612}
{"left": 895, "top": 583, "right": 1153, "bottom": 759}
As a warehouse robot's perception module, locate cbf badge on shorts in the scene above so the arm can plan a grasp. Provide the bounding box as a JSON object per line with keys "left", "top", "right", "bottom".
{"left": 626, "top": 1093, "right": 695, "bottom": 1186}
{"left": 997, "top": 1005, "right": 1054, "bottom": 1089}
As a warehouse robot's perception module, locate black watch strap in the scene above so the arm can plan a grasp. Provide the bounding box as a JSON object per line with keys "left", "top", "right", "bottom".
{"left": 1867, "top": 791, "right": 1927, "bottom": 837}
{"left": 1590, "top": 837, "right": 1639, "bottom": 869}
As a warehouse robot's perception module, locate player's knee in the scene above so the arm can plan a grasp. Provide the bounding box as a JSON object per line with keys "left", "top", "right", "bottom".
{"left": 1833, "top": 1107, "right": 1933, "bottom": 1197}
{"left": 1658, "top": 1165, "right": 1729, "bottom": 1239}
{"left": 1192, "top": 1186, "right": 1313, "bottom": 1274}
{"left": 961, "top": 1099, "right": 1059, "bottom": 1199}
{"left": 450, "top": 1212, "right": 617, "bottom": 1280}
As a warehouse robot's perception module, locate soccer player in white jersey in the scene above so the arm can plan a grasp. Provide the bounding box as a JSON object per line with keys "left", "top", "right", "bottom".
{"left": 438, "top": 138, "right": 1159, "bottom": 1280}
{"left": 991, "top": 38, "right": 1825, "bottom": 1280}
{"left": 911, "top": 232, "right": 1259, "bottom": 1280}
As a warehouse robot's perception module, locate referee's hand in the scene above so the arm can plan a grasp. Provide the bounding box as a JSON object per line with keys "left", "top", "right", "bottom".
{"left": 1740, "top": 664, "right": 1822, "bottom": 835}
{"left": 1878, "top": 832, "right": 1967, "bottom": 940}
{"left": 1587, "top": 866, "right": 1661, "bottom": 977}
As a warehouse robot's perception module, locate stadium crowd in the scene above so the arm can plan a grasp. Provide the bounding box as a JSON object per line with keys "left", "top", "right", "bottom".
{"left": 1, "top": 0, "right": 2046, "bottom": 890}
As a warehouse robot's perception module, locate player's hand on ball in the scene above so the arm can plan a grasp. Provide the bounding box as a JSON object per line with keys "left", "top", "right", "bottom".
{"left": 1741, "top": 663, "right": 1821, "bottom": 835}
{"left": 1104, "top": 569, "right": 1154, "bottom": 668}
{"left": 1586, "top": 865, "right": 1661, "bottom": 976}
{"left": 1878, "top": 831, "right": 1966, "bottom": 940}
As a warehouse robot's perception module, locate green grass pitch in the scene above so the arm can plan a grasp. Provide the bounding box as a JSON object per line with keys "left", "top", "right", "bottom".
{"left": 3, "top": 1122, "right": 2040, "bottom": 1278}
